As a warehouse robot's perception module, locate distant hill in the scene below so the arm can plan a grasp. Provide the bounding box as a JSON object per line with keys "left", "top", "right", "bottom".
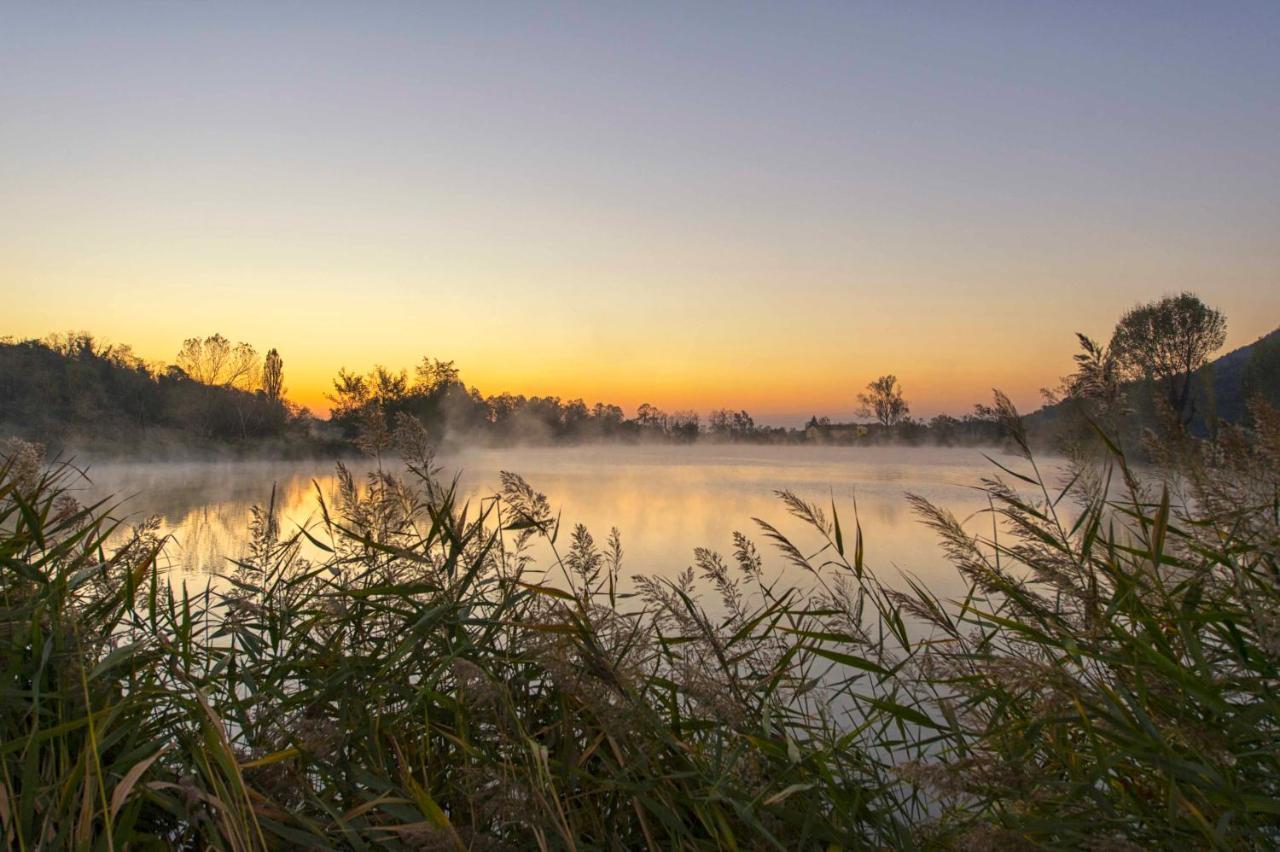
{"left": 1025, "top": 326, "right": 1280, "bottom": 438}
{"left": 1199, "top": 326, "right": 1280, "bottom": 424}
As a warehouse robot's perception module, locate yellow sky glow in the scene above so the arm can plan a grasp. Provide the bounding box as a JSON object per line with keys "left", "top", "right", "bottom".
{"left": 4, "top": 5, "right": 1279, "bottom": 424}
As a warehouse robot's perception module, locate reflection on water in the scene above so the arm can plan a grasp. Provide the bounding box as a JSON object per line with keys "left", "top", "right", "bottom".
{"left": 76, "top": 445, "right": 1054, "bottom": 601}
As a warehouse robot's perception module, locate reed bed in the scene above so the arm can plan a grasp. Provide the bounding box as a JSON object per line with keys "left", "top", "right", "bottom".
{"left": 2, "top": 400, "right": 1278, "bottom": 850}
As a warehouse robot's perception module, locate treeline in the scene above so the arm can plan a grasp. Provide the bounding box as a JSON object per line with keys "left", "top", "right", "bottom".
{"left": 325, "top": 358, "right": 1004, "bottom": 447}
{"left": 23, "top": 299, "right": 1275, "bottom": 457}
{"left": 804, "top": 406, "right": 1006, "bottom": 446}
{"left": 0, "top": 333, "right": 336, "bottom": 456}
{"left": 0, "top": 330, "right": 1015, "bottom": 454}
{"left": 328, "top": 359, "right": 764, "bottom": 444}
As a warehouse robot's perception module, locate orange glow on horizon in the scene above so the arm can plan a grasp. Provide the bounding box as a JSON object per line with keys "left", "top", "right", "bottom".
{"left": 0, "top": 318, "right": 1099, "bottom": 425}
{"left": 5, "top": 4, "right": 1278, "bottom": 426}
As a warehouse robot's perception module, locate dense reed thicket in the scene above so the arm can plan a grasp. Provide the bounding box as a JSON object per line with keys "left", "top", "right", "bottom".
{"left": 3, "top": 396, "right": 1279, "bottom": 849}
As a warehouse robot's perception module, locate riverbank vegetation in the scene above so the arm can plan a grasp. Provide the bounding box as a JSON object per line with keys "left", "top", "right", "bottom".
{"left": 3, "top": 384, "right": 1278, "bottom": 848}
{"left": 0, "top": 333, "right": 338, "bottom": 458}
{"left": 1032, "top": 295, "right": 1278, "bottom": 453}
{"left": 4, "top": 294, "right": 1276, "bottom": 457}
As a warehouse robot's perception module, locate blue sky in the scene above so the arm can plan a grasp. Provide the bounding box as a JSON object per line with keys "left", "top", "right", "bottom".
{"left": 4, "top": 2, "right": 1278, "bottom": 420}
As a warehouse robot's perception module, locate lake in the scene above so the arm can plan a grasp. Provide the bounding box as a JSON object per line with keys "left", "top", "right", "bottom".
{"left": 72, "top": 445, "right": 1058, "bottom": 604}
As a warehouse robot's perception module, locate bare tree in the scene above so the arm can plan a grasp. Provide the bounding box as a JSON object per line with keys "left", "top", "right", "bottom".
{"left": 175, "top": 334, "right": 260, "bottom": 390}
{"left": 1110, "top": 292, "right": 1226, "bottom": 424}
{"left": 858, "top": 375, "right": 910, "bottom": 427}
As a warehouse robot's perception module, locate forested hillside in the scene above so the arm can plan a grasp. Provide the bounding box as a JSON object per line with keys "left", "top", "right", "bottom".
{"left": 1026, "top": 325, "right": 1280, "bottom": 446}
{"left": 0, "top": 333, "right": 334, "bottom": 456}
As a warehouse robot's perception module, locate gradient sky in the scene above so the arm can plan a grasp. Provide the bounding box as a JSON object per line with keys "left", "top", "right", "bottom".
{"left": 4, "top": 3, "right": 1279, "bottom": 424}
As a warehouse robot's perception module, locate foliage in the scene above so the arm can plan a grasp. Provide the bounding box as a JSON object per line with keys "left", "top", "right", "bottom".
{"left": 707, "top": 408, "right": 757, "bottom": 441}
{"left": 0, "top": 435, "right": 919, "bottom": 848}
{"left": 0, "top": 333, "right": 323, "bottom": 455}
{"left": 925, "top": 405, "right": 1004, "bottom": 446}
{"left": 1110, "top": 292, "right": 1227, "bottom": 425}
{"left": 4, "top": 392, "right": 1279, "bottom": 848}
{"left": 175, "top": 334, "right": 261, "bottom": 391}
{"left": 2, "top": 331, "right": 1021, "bottom": 452}
{"left": 901, "top": 394, "right": 1280, "bottom": 848}
{"left": 1031, "top": 303, "right": 1277, "bottom": 454}
{"left": 1242, "top": 333, "right": 1280, "bottom": 418}
{"left": 858, "top": 375, "right": 911, "bottom": 428}
{"left": 326, "top": 358, "right": 723, "bottom": 446}
{"left": 262, "top": 349, "right": 285, "bottom": 405}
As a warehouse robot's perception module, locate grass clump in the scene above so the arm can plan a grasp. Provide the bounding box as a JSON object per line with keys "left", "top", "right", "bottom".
{"left": 2, "top": 399, "right": 1279, "bottom": 849}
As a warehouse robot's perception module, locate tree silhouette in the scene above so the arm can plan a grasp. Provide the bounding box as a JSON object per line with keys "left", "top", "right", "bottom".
{"left": 175, "top": 334, "right": 259, "bottom": 390}
{"left": 1110, "top": 292, "right": 1225, "bottom": 425}
{"left": 858, "top": 375, "right": 909, "bottom": 427}
{"left": 262, "top": 348, "right": 285, "bottom": 403}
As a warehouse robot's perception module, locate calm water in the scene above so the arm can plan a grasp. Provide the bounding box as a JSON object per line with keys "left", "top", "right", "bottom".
{"left": 73, "top": 445, "right": 1057, "bottom": 602}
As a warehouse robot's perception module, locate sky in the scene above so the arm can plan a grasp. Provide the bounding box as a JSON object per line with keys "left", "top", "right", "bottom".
{"left": 3, "top": 2, "right": 1279, "bottom": 424}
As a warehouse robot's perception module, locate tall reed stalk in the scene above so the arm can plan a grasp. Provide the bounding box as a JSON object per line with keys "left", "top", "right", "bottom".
{"left": 2, "top": 399, "right": 1278, "bottom": 849}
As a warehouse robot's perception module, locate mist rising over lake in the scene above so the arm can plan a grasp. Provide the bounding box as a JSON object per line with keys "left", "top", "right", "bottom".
{"left": 78, "top": 444, "right": 1043, "bottom": 605}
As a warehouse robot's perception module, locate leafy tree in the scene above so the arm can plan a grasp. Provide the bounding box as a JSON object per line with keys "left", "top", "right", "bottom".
{"left": 708, "top": 409, "right": 755, "bottom": 441}
{"left": 635, "top": 403, "right": 668, "bottom": 433}
{"left": 1110, "top": 292, "right": 1226, "bottom": 425}
{"left": 262, "top": 348, "right": 285, "bottom": 403}
{"left": 370, "top": 367, "right": 408, "bottom": 406}
{"left": 328, "top": 369, "right": 371, "bottom": 418}
{"left": 592, "top": 403, "right": 625, "bottom": 429}
{"left": 668, "top": 410, "right": 701, "bottom": 442}
{"left": 928, "top": 414, "right": 960, "bottom": 444}
{"left": 414, "top": 357, "right": 459, "bottom": 393}
{"left": 0, "top": 335, "right": 303, "bottom": 448}
{"left": 858, "top": 375, "right": 910, "bottom": 427}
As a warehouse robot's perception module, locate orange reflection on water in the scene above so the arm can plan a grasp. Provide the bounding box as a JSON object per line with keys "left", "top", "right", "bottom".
{"left": 78, "top": 445, "right": 1053, "bottom": 603}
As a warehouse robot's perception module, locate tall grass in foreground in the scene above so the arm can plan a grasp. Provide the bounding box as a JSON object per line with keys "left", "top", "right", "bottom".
{"left": 2, "top": 400, "right": 1278, "bottom": 850}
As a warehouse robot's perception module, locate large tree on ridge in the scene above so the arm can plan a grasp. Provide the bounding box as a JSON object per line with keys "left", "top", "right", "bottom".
{"left": 1109, "top": 292, "right": 1225, "bottom": 425}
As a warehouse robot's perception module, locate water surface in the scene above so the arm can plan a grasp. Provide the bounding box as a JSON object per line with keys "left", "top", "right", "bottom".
{"left": 76, "top": 445, "right": 1054, "bottom": 602}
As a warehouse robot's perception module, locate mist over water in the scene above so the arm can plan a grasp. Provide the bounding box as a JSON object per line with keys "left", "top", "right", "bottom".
{"left": 75, "top": 444, "right": 1056, "bottom": 602}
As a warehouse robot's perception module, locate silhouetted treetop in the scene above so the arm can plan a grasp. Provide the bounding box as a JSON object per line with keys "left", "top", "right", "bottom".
{"left": 858, "top": 375, "right": 910, "bottom": 427}
{"left": 1110, "top": 292, "right": 1226, "bottom": 425}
